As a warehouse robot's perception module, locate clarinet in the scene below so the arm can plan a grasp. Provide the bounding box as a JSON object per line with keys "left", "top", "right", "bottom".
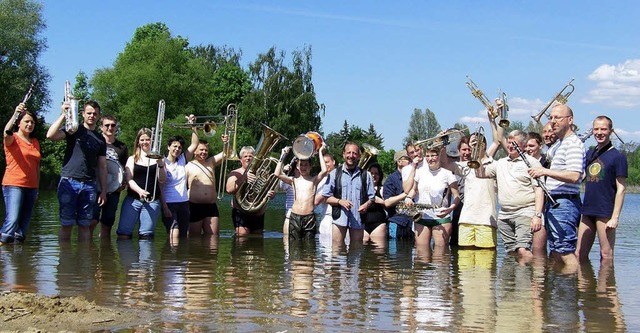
{"left": 511, "top": 141, "right": 560, "bottom": 208}
{"left": 6, "top": 80, "right": 37, "bottom": 136}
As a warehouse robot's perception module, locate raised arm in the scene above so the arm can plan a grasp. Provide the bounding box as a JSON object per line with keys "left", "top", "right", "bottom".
{"left": 184, "top": 114, "right": 198, "bottom": 161}
{"left": 47, "top": 102, "right": 68, "bottom": 141}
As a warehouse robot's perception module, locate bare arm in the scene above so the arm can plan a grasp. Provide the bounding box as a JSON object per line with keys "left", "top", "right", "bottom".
{"left": 313, "top": 146, "right": 328, "bottom": 185}
{"left": 184, "top": 122, "right": 199, "bottom": 161}
{"left": 531, "top": 186, "right": 544, "bottom": 232}
{"left": 488, "top": 111, "right": 508, "bottom": 154}
{"left": 607, "top": 176, "right": 626, "bottom": 229}
{"left": 4, "top": 103, "right": 25, "bottom": 144}
{"left": 46, "top": 102, "right": 68, "bottom": 141}
{"left": 529, "top": 168, "right": 581, "bottom": 183}
{"left": 226, "top": 169, "right": 244, "bottom": 195}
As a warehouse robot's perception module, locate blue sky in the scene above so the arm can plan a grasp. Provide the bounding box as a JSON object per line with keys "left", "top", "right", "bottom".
{"left": 41, "top": 1, "right": 640, "bottom": 150}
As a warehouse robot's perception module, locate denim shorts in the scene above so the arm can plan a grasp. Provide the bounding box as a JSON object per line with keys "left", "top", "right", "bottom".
{"left": 545, "top": 197, "right": 581, "bottom": 254}
{"left": 57, "top": 177, "right": 97, "bottom": 227}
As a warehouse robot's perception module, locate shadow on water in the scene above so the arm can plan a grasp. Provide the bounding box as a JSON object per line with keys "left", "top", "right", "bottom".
{"left": 0, "top": 190, "right": 638, "bottom": 332}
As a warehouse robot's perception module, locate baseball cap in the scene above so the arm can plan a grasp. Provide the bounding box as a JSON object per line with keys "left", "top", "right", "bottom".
{"left": 393, "top": 150, "right": 410, "bottom": 162}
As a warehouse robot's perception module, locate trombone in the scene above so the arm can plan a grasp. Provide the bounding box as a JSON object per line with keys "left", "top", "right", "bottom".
{"left": 217, "top": 103, "right": 239, "bottom": 199}
{"left": 532, "top": 78, "right": 575, "bottom": 124}
{"left": 169, "top": 116, "right": 222, "bottom": 137}
{"left": 144, "top": 100, "right": 165, "bottom": 202}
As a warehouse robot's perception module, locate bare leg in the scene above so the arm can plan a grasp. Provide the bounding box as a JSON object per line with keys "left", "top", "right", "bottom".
{"left": 414, "top": 223, "right": 432, "bottom": 247}
{"left": 576, "top": 215, "right": 596, "bottom": 262}
{"left": 235, "top": 226, "right": 251, "bottom": 236}
{"left": 349, "top": 228, "right": 364, "bottom": 245}
{"left": 77, "top": 226, "right": 91, "bottom": 241}
{"left": 532, "top": 227, "right": 548, "bottom": 257}
{"left": 595, "top": 217, "right": 616, "bottom": 262}
{"left": 189, "top": 221, "right": 203, "bottom": 237}
{"left": 283, "top": 217, "right": 290, "bottom": 236}
{"left": 432, "top": 223, "right": 452, "bottom": 248}
{"left": 100, "top": 224, "right": 112, "bottom": 239}
{"left": 203, "top": 216, "right": 220, "bottom": 235}
{"left": 332, "top": 224, "right": 347, "bottom": 247}
{"left": 59, "top": 225, "right": 73, "bottom": 240}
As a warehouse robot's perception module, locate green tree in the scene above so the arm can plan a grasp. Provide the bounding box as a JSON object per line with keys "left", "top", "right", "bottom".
{"left": 404, "top": 108, "right": 441, "bottom": 146}
{"left": 0, "top": 0, "right": 52, "bottom": 183}
{"left": 240, "top": 46, "right": 324, "bottom": 151}
{"left": 324, "top": 120, "right": 384, "bottom": 165}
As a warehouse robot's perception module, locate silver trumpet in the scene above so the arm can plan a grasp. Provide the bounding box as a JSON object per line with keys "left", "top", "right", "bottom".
{"left": 496, "top": 90, "right": 510, "bottom": 128}
{"left": 64, "top": 80, "right": 79, "bottom": 134}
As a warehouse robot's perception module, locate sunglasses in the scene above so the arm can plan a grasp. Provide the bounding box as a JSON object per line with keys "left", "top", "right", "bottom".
{"left": 102, "top": 124, "right": 117, "bottom": 128}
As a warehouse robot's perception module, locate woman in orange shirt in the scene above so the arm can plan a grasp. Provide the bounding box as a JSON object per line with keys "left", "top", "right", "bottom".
{"left": 1, "top": 103, "right": 41, "bottom": 245}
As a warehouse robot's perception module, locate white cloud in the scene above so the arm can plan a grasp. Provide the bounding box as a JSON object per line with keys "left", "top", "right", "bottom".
{"left": 582, "top": 59, "right": 640, "bottom": 108}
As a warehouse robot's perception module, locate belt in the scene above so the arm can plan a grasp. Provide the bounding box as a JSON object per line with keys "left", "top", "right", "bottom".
{"left": 61, "top": 176, "right": 94, "bottom": 183}
{"left": 550, "top": 193, "right": 580, "bottom": 200}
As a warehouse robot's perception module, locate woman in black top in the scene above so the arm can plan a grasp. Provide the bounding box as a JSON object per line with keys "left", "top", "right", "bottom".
{"left": 363, "top": 163, "right": 388, "bottom": 243}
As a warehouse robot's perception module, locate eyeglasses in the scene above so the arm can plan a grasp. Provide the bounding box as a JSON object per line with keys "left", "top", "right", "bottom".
{"left": 549, "top": 115, "right": 568, "bottom": 122}
{"left": 102, "top": 123, "right": 117, "bottom": 128}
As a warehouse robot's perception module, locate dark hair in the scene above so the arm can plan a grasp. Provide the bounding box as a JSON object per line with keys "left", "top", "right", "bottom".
{"left": 368, "top": 163, "right": 384, "bottom": 187}
{"left": 458, "top": 136, "right": 470, "bottom": 150}
{"left": 167, "top": 135, "right": 185, "bottom": 148}
{"left": 198, "top": 139, "right": 209, "bottom": 145}
{"left": 594, "top": 115, "right": 613, "bottom": 129}
{"left": 14, "top": 110, "right": 38, "bottom": 138}
{"left": 528, "top": 132, "right": 543, "bottom": 145}
{"left": 84, "top": 100, "right": 101, "bottom": 113}
{"left": 101, "top": 115, "right": 117, "bottom": 124}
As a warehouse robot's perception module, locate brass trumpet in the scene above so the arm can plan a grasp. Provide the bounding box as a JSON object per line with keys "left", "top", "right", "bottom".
{"left": 414, "top": 128, "right": 468, "bottom": 151}
{"left": 466, "top": 75, "right": 499, "bottom": 120}
{"left": 467, "top": 126, "right": 486, "bottom": 169}
{"left": 532, "top": 78, "right": 575, "bottom": 124}
{"left": 496, "top": 90, "right": 510, "bottom": 128}
{"left": 169, "top": 120, "right": 219, "bottom": 137}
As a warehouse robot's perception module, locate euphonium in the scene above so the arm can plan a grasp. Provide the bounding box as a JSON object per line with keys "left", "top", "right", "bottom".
{"left": 234, "top": 124, "right": 287, "bottom": 213}
{"left": 64, "top": 80, "right": 79, "bottom": 134}
{"left": 466, "top": 75, "right": 499, "bottom": 120}
{"left": 217, "top": 103, "right": 239, "bottom": 199}
{"left": 496, "top": 90, "right": 510, "bottom": 128}
{"left": 532, "top": 78, "right": 575, "bottom": 124}
{"left": 146, "top": 100, "right": 165, "bottom": 159}
{"left": 467, "top": 126, "right": 486, "bottom": 169}
{"left": 358, "top": 143, "right": 379, "bottom": 170}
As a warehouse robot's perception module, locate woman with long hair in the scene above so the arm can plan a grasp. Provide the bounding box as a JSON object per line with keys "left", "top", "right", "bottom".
{"left": 116, "top": 128, "right": 166, "bottom": 239}
{"left": 363, "top": 163, "right": 388, "bottom": 243}
{"left": 1, "top": 103, "right": 41, "bottom": 245}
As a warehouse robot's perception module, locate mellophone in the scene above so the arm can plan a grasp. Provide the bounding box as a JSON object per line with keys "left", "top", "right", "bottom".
{"left": 511, "top": 141, "right": 560, "bottom": 209}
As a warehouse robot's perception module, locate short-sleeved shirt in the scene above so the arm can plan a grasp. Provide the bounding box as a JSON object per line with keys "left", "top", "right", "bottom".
{"left": 582, "top": 147, "right": 627, "bottom": 218}
{"left": 2, "top": 134, "right": 41, "bottom": 188}
{"left": 413, "top": 166, "right": 457, "bottom": 220}
{"left": 106, "top": 139, "right": 128, "bottom": 166}
{"left": 383, "top": 170, "right": 412, "bottom": 227}
{"left": 61, "top": 126, "right": 107, "bottom": 181}
{"left": 546, "top": 134, "right": 585, "bottom": 194}
{"left": 321, "top": 165, "right": 375, "bottom": 228}
{"left": 457, "top": 158, "right": 498, "bottom": 227}
{"left": 484, "top": 154, "right": 541, "bottom": 219}
{"left": 163, "top": 154, "right": 188, "bottom": 203}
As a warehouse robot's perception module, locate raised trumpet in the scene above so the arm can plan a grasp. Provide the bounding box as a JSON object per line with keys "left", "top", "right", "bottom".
{"left": 466, "top": 75, "right": 499, "bottom": 120}
{"left": 532, "top": 78, "right": 575, "bottom": 124}
{"left": 467, "top": 126, "right": 486, "bottom": 169}
{"left": 414, "top": 128, "right": 468, "bottom": 152}
{"left": 496, "top": 90, "right": 510, "bottom": 128}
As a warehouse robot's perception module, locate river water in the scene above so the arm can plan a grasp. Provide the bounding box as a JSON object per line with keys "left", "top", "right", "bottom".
{"left": 1, "top": 191, "right": 638, "bottom": 332}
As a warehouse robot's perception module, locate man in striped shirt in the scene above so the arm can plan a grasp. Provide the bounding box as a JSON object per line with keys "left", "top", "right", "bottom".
{"left": 529, "top": 104, "right": 585, "bottom": 267}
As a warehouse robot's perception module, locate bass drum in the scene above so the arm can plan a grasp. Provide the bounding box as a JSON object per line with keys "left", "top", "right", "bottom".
{"left": 292, "top": 131, "right": 324, "bottom": 159}
{"left": 98, "top": 159, "right": 124, "bottom": 194}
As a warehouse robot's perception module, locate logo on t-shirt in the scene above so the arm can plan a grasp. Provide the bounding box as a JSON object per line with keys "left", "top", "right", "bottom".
{"left": 587, "top": 159, "right": 604, "bottom": 182}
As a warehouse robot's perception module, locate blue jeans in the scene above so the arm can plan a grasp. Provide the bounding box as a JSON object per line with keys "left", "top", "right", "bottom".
{"left": 545, "top": 197, "right": 581, "bottom": 254}
{"left": 93, "top": 191, "right": 122, "bottom": 227}
{"left": 57, "top": 177, "right": 96, "bottom": 227}
{"left": 117, "top": 196, "right": 160, "bottom": 238}
{"left": 2, "top": 186, "right": 38, "bottom": 243}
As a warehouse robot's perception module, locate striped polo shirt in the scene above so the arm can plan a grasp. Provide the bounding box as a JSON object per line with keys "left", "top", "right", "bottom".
{"left": 546, "top": 133, "right": 585, "bottom": 194}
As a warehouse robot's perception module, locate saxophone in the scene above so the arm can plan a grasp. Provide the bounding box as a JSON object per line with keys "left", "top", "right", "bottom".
{"left": 396, "top": 202, "right": 442, "bottom": 223}
{"left": 234, "top": 124, "right": 287, "bottom": 214}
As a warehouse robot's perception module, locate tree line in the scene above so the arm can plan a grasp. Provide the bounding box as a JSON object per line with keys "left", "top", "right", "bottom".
{"left": 1, "top": 0, "right": 639, "bottom": 188}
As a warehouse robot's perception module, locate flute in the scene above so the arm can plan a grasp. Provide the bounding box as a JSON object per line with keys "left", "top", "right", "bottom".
{"left": 511, "top": 141, "right": 560, "bottom": 209}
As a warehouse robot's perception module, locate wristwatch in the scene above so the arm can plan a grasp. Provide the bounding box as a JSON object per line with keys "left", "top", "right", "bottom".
{"left": 534, "top": 212, "right": 543, "bottom": 218}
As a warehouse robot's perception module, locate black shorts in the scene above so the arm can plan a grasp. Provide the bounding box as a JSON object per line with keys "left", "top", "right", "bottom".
{"left": 232, "top": 208, "right": 265, "bottom": 231}
{"left": 189, "top": 202, "right": 220, "bottom": 222}
{"left": 289, "top": 212, "right": 317, "bottom": 240}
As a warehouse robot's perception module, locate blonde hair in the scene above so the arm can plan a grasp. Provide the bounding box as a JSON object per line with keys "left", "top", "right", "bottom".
{"left": 133, "top": 128, "right": 153, "bottom": 162}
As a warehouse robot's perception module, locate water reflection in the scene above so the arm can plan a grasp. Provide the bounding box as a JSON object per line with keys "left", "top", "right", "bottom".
{"left": 0, "top": 192, "right": 639, "bottom": 331}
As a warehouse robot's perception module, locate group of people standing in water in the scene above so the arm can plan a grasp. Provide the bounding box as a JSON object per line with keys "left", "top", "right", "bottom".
{"left": 1, "top": 99, "right": 628, "bottom": 269}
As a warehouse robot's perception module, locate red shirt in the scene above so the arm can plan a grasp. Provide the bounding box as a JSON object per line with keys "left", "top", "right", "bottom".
{"left": 3, "top": 134, "right": 41, "bottom": 188}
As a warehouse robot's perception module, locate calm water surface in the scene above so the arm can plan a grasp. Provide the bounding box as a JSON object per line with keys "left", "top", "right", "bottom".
{"left": 1, "top": 191, "right": 638, "bottom": 332}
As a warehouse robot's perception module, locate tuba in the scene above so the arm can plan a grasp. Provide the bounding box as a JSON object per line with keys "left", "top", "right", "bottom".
{"left": 532, "top": 78, "right": 574, "bottom": 124}
{"left": 467, "top": 126, "right": 486, "bottom": 169}
{"left": 64, "top": 80, "right": 79, "bottom": 134}
{"left": 217, "top": 103, "right": 239, "bottom": 199}
{"left": 234, "top": 124, "right": 287, "bottom": 213}
{"left": 358, "top": 143, "right": 379, "bottom": 170}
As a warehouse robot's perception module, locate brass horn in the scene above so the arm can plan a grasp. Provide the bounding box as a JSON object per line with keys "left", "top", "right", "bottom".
{"left": 532, "top": 78, "right": 575, "bottom": 124}
{"left": 466, "top": 75, "right": 499, "bottom": 120}
{"left": 358, "top": 143, "right": 379, "bottom": 170}
{"left": 414, "top": 128, "right": 468, "bottom": 152}
{"left": 217, "top": 103, "right": 239, "bottom": 199}
{"left": 467, "top": 126, "right": 486, "bottom": 169}
{"left": 234, "top": 124, "right": 287, "bottom": 213}
{"left": 169, "top": 121, "right": 218, "bottom": 137}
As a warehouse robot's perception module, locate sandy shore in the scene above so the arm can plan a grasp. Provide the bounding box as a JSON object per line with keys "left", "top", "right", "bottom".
{"left": 0, "top": 291, "right": 150, "bottom": 332}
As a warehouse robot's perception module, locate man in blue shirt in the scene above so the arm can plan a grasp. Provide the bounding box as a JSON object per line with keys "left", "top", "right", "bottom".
{"left": 322, "top": 143, "right": 375, "bottom": 245}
